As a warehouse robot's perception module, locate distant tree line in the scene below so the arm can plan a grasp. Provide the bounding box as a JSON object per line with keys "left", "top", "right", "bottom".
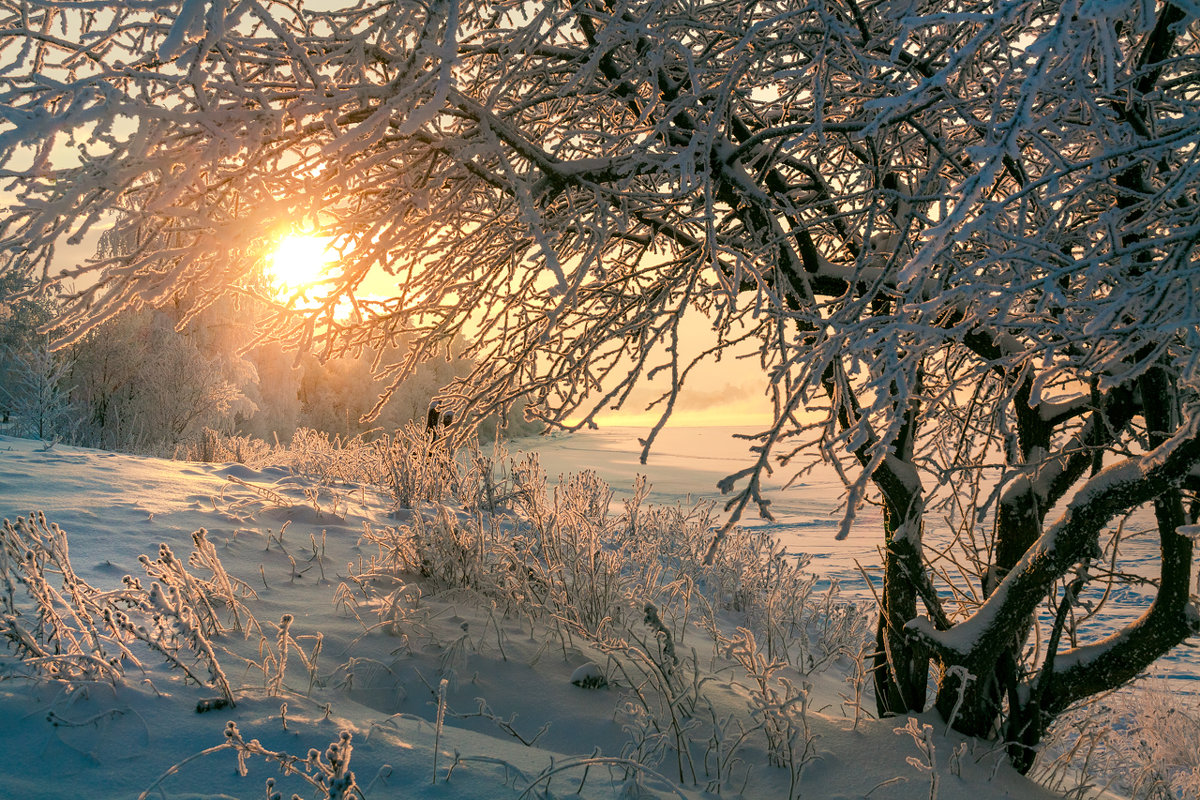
{"left": 1, "top": 275, "right": 536, "bottom": 453}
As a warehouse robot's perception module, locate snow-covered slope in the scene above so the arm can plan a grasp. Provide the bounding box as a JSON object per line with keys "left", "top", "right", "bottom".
{"left": 0, "top": 433, "right": 1071, "bottom": 799}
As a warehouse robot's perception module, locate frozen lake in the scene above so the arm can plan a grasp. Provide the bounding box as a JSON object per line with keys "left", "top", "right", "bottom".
{"left": 517, "top": 425, "right": 1199, "bottom": 693}
{"left": 520, "top": 425, "right": 879, "bottom": 590}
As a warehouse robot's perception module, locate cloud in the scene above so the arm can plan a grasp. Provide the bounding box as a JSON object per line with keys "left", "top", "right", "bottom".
{"left": 675, "top": 381, "right": 759, "bottom": 412}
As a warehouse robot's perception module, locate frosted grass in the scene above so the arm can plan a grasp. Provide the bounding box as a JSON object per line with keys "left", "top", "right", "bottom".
{"left": 528, "top": 426, "right": 1198, "bottom": 695}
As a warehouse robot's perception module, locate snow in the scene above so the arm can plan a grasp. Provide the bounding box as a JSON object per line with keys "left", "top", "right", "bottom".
{"left": 0, "top": 429, "right": 1077, "bottom": 800}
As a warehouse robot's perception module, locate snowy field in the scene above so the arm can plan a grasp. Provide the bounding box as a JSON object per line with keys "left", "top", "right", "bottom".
{"left": 0, "top": 428, "right": 1177, "bottom": 799}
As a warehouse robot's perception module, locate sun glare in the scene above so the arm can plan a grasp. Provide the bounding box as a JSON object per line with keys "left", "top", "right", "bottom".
{"left": 266, "top": 233, "right": 337, "bottom": 293}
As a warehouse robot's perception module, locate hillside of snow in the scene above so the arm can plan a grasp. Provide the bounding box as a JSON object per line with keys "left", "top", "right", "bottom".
{"left": 0, "top": 432, "right": 1111, "bottom": 799}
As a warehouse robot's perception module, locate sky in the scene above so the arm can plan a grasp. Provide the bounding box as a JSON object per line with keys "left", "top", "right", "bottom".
{"left": 12, "top": 203, "right": 775, "bottom": 428}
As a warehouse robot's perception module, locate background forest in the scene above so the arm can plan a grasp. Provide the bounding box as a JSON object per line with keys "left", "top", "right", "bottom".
{"left": 0, "top": 272, "right": 539, "bottom": 455}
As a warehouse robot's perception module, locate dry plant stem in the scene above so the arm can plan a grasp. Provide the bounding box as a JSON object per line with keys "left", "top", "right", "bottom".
{"left": 225, "top": 475, "right": 292, "bottom": 508}
{"left": 218, "top": 723, "right": 363, "bottom": 800}
{"left": 270, "top": 614, "right": 293, "bottom": 696}
{"left": 449, "top": 698, "right": 549, "bottom": 746}
{"left": 433, "top": 677, "right": 449, "bottom": 784}
{"left": 137, "top": 742, "right": 235, "bottom": 800}
{"left": 515, "top": 756, "right": 692, "bottom": 800}
{"left": 896, "top": 718, "right": 940, "bottom": 800}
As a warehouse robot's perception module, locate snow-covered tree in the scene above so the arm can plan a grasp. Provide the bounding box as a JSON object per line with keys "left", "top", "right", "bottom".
{"left": 1, "top": 337, "right": 75, "bottom": 440}
{"left": 240, "top": 340, "right": 303, "bottom": 441}
{"left": 1, "top": 0, "right": 1198, "bottom": 768}
{"left": 68, "top": 309, "right": 255, "bottom": 451}
{"left": 0, "top": 271, "right": 58, "bottom": 424}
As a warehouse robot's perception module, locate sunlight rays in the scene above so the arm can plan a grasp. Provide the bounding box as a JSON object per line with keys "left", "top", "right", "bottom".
{"left": 265, "top": 232, "right": 338, "bottom": 295}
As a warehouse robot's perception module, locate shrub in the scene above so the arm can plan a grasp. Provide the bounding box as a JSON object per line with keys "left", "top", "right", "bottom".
{"left": 0, "top": 513, "right": 242, "bottom": 704}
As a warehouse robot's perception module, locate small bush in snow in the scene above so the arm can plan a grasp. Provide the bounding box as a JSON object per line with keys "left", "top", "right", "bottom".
{"left": 0, "top": 512, "right": 240, "bottom": 704}
{"left": 342, "top": 455, "right": 870, "bottom": 794}
{"left": 1038, "top": 685, "right": 1200, "bottom": 800}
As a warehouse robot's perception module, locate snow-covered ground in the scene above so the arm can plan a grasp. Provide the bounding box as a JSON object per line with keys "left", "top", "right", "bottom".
{"left": 0, "top": 429, "right": 1153, "bottom": 799}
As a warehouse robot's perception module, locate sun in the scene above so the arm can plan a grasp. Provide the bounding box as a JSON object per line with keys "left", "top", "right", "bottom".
{"left": 266, "top": 233, "right": 337, "bottom": 293}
